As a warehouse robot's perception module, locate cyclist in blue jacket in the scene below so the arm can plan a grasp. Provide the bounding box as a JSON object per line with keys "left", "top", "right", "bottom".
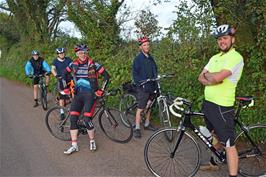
{"left": 25, "top": 50, "right": 51, "bottom": 107}
{"left": 132, "top": 36, "right": 158, "bottom": 138}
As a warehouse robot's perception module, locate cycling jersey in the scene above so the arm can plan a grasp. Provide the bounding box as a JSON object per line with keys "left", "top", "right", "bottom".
{"left": 65, "top": 57, "right": 109, "bottom": 93}
{"left": 52, "top": 57, "right": 72, "bottom": 78}
{"left": 25, "top": 57, "right": 51, "bottom": 76}
{"left": 204, "top": 48, "right": 244, "bottom": 106}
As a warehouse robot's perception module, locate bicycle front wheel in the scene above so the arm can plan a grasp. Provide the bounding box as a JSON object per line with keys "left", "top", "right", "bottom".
{"left": 235, "top": 124, "right": 266, "bottom": 177}
{"left": 144, "top": 128, "right": 200, "bottom": 177}
{"left": 40, "top": 85, "right": 48, "bottom": 110}
{"left": 45, "top": 106, "right": 71, "bottom": 141}
{"left": 119, "top": 93, "right": 137, "bottom": 128}
{"left": 99, "top": 108, "right": 133, "bottom": 143}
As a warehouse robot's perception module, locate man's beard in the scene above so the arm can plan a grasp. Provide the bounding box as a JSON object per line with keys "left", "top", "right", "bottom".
{"left": 220, "top": 43, "right": 233, "bottom": 53}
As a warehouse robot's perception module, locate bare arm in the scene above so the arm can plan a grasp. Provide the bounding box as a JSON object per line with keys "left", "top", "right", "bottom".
{"left": 51, "top": 65, "right": 57, "bottom": 77}
{"left": 198, "top": 69, "right": 232, "bottom": 86}
{"left": 198, "top": 69, "right": 212, "bottom": 85}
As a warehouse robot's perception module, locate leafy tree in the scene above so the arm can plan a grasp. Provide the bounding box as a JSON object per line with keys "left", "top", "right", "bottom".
{"left": 134, "top": 9, "right": 161, "bottom": 39}
{"left": 66, "top": 0, "right": 126, "bottom": 55}
{"left": 0, "top": 0, "right": 67, "bottom": 43}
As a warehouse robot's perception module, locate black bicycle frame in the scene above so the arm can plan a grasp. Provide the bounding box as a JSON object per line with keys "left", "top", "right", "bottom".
{"left": 171, "top": 111, "right": 226, "bottom": 162}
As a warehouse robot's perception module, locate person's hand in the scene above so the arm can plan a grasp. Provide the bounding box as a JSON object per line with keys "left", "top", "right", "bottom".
{"left": 55, "top": 75, "right": 62, "bottom": 79}
{"left": 62, "top": 88, "right": 70, "bottom": 95}
{"left": 45, "top": 72, "right": 51, "bottom": 76}
{"left": 95, "top": 89, "right": 104, "bottom": 97}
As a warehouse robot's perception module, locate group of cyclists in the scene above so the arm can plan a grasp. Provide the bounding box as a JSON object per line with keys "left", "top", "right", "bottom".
{"left": 25, "top": 24, "right": 244, "bottom": 177}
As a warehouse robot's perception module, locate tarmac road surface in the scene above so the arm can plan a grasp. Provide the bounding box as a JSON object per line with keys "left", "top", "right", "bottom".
{"left": 0, "top": 77, "right": 228, "bottom": 177}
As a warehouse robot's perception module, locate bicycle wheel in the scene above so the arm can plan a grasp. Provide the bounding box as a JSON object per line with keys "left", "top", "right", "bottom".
{"left": 40, "top": 85, "right": 48, "bottom": 110}
{"left": 45, "top": 106, "right": 71, "bottom": 141}
{"left": 119, "top": 93, "right": 137, "bottom": 128}
{"left": 99, "top": 108, "right": 133, "bottom": 143}
{"left": 158, "top": 99, "right": 173, "bottom": 141}
{"left": 144, "top": 128, "right": 200, "bottom": 177}
{"left": 235, "top": 124, "right": 266, "bottom": 177}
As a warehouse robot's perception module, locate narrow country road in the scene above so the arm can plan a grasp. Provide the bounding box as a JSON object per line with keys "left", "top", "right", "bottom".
{"left": 0, "top": 77, "right": 228, "bottom": 177}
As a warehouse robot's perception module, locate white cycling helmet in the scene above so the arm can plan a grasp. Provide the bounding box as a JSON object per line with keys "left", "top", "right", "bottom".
{"left": 56, "top": 47, "right": 66, "bottom": 54}
{"left": 213, "top": 24, "right": 235, "bottom": 38}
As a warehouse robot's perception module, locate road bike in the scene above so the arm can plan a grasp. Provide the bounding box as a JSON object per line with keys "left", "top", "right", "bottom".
{"left": 45, "top": 88, "right": 133, "bottom": 144}
{"left": 144, "top": 96, "right": 266, "bottom": 177}
{"left": 119, "top": 74, "right": 175, "bottom": 140}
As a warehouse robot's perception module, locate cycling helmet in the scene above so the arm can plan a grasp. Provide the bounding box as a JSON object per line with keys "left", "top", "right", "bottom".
{"left": 56, "top": 47, "right": 65, "bottom": 54}
{"left": 213, "top": 24, "right": 235, "bottom": 38}
{"left": 74, "top": 44, "right": 89, "bottom": 52}
{"left": 138, "top": 36, "right": 149, "bottom": 45}
{"left": 31, "top": 50, "right": 40, "bottom": 55}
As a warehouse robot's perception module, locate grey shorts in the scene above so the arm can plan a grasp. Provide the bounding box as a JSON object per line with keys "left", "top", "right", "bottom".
{"left": 136, "top": 87, "right": 156, "bottom": 109}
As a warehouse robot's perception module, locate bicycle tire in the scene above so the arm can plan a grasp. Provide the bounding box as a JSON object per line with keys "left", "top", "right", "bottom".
{"left": 119, "top": 93, "right": 137, "bottom": 128}
{"left": 40, "top": 85, "right": 48, "bottom": 110}
{"left": 235, "top": 124, "right": 266, "bottom": 177}
{"left": 45, "top": 106, "right": 71, "bottom": 141}
{"left": 144, "top": 128, "right": 200, "bottom": 177}
{"left": 158, "top": 98, "right": 173, "bottom": 141}
{"left": 98, "top": 108, "right": 133, "bottom": 143}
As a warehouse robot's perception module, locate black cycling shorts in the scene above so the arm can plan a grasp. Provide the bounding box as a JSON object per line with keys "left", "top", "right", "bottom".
{"left": 136, "top": 87, "right": 156, "bottom": 109}
{"left": 69, "top": 92, "right": 97, "bottom": 117}
{"left": 202, "top": 100, "right": 236, "bottom": 147}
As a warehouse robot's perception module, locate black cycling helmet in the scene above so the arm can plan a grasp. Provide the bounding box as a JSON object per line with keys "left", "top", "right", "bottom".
{"left": 31, "top": 50, "right": 40, "bottom": 55}
{"left": 213, "top": 24, "right": 236, "bottom": 38}
{"left": 74, "top": 44, "right": 89, "bottom": 52}
{"left": 56, "top": 47, "right": 66, "bottom": 54}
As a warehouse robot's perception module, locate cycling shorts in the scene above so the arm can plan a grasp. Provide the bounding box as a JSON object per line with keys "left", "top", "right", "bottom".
{"left": 69, "top": 92, "right": 97, "bottom": 117}
{"left": 136, "top": 87, "right": 156, "bottom": 109}
{"left": 202, "top": 100, "right": 236, "bottom": 147}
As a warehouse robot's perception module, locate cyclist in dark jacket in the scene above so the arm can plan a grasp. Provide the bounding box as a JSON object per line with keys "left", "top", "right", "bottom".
{"left": 63, "top": 44, "right": 110, "bottom": 155}
{"left": 25, "top": 50, "right": 51, "bottom": 107}
{"left": 132, "top": 36, "right": 158, "bottom": 138}
{"left": 51, "top": 47, "right": 73, "bottom": 120}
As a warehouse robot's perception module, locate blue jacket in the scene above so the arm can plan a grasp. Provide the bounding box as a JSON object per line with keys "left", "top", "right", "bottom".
{"left": 25, "top": 57, "right": 51, "bottom": 76}
{"left": 132, "top": 52, "right": 158, "bottom": 92}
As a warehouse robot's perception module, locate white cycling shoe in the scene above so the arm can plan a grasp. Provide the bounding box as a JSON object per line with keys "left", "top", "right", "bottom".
{"left": 90, "top": 140, "right": 96, "bottom": 151}
{"left": 64, "top": 145, "right": 78, "bottom": 155}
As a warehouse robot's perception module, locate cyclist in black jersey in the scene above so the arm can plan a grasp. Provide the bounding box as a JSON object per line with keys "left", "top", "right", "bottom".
{"left": 62, "top": 44, "right": 110, "bottom": 155}
{"left": 51, "top": 47, "right": 73, "bottom": 120}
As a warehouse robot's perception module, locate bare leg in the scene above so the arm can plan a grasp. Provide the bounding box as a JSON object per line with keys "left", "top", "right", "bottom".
{"left": 33, "top": 85, "right": 38, "bottom": 100}
{"left": 225, "top": 146, "right": 238, "bottom": 176}
{"left": 135, "top": 108, "right": 143, "bottom": 129}
{"left": 70, "top": 129, "right": 78, "bottom": 145}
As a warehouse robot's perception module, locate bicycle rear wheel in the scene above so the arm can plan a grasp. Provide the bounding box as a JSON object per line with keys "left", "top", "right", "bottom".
{"left": 144, "top": 128, "right": 200, "bottom": 177}
{"left": 40, "top": 85, "right": 48, "bottom": 110}
{"left": 119, "top": 93, "right": 137, "bottom": 128}
{"left": 99, "top": 108, "right": 133, "bottom": 143}
{"left": 45, "top": 106, "right": 71, "bottom": 141}
{"left": 235, "top": 124, "right": 266, "bottom": 177}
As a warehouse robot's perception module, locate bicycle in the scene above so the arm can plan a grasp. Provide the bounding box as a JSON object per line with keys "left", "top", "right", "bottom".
{"left": 45, "top": 88, "right": 133, "bottom": 144}
{"left": 51, "top": 79, "right": 75, "bottom": 106}
{"left": 29, "top": 74, "right": 48, "bottom": 110}
{"left": 144, "top": 96, "right": 266, "bottom": 177}
{"left": 119, "top": 74, "right": 175, "bottom": 140}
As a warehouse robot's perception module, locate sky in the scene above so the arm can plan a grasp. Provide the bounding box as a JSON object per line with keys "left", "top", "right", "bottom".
{"left": 59, "top": 0, "right": 179, "bottom": 39}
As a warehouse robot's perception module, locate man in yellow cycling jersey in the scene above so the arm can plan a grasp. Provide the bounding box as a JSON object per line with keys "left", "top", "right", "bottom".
{"left": 198, "top": 24, "right": 244, "bottom": 177}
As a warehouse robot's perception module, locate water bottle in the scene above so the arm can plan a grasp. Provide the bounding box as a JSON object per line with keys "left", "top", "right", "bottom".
{"left": 199, "top": 126, "right": 212, "bottom": 142}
